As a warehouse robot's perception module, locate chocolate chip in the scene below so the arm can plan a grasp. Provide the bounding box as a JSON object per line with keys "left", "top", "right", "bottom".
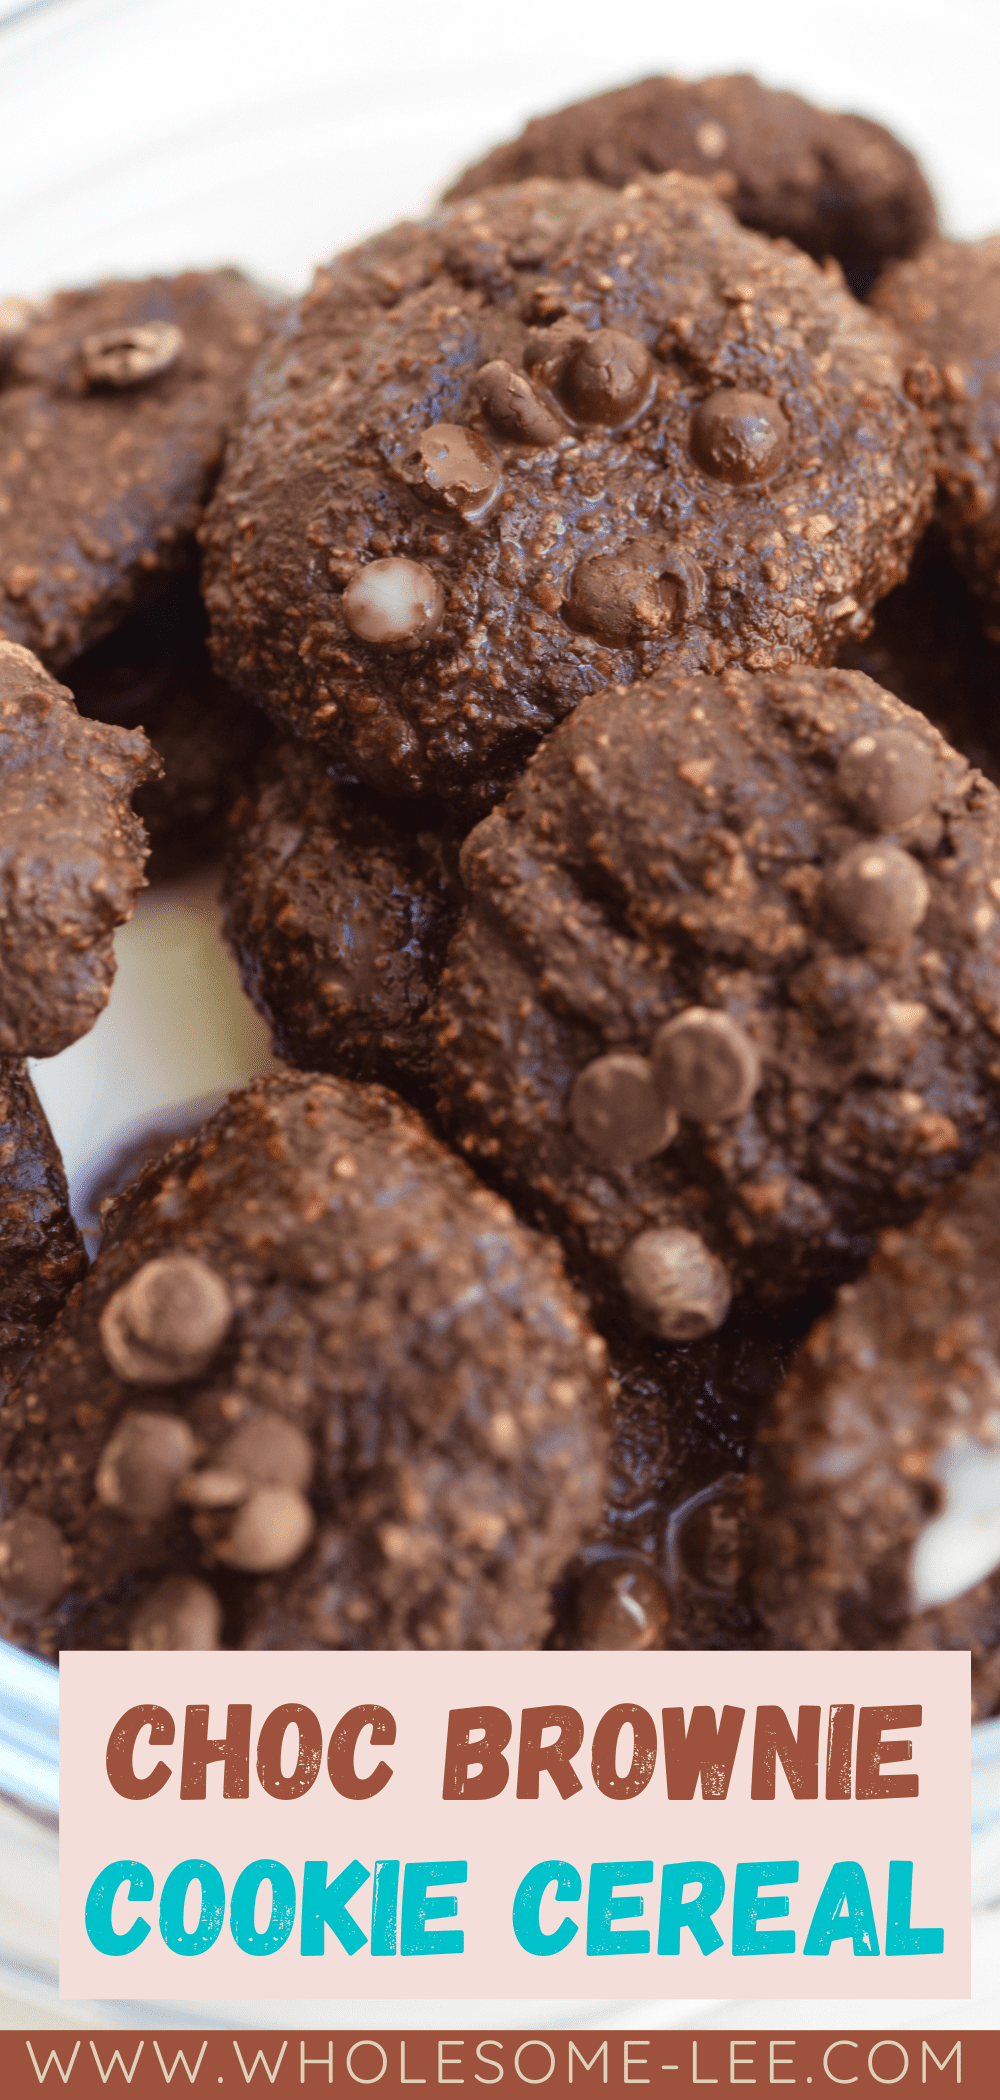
{"left": 569, "top": 1052, "right": 677, "bottom": 1165}
{"left": 178, "top": 1467, "right": 248, "bottom": 1508}
{"left": 575, "top": 1558, "right": 670, "bottom": 1649}
{"left": 474, "top": 359, "right": 564, "bottom": 445}
{"left": 826, "top": 840, "right": 930, "bottom": 943}
{"left": 79, "top": 319, "right": 184, "bottom": 389}
{"left": 564, "top": 539, "right": 707, "bottom": 644}
{"left": 215, "top": 1485, "right": 315, "bottom": 1572}
{"left": 522, "top": 315, "right": 589, "bottom": 390}
{"left": 558, "top": 328, "right": 654, "bottom": 426}
{"left": 217, "top": 1411, "right": 314, "bottom": 1490}
{"left": 400, "top": 422, "right": 502, "bottom": 521}
{"left": 836, "top": 728, "right": 936, "bottom": 830}
{"left": 129, "top": 1574, "right": 223, "bottom": 1650}
{"left": 0, "top": 297, "right": 32, "bottom": 368}
{"left": 0, "top": 1511, "right": 65, "bottom": 1615}
{"left": 100, "top": 1253, "right": 233, "bottom": 1384}
{"left": 620, "top": 1226, "right": 732, "bottom": 1339}
{"left": 342, "top": 558, "right": 445, "bottom": 649}
{"left": 690, "top": 388, "right": 789, "bottom": 485}
{"left": 652, "top": 1008, "right": 761, "bottom": 1122}
{"left": 670, "top": 1478, "right": 748, "bottom": 1594}
{"left": 95, "top": 1411, "right": 197, "bottom": 1521}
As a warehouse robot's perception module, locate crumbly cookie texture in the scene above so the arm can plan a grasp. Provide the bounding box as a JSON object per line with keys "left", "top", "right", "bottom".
{"left": 0, "top": 639, "right": 156, "bottom": 1057}
{"left": 431, "top": 665, "right": 1000, "bottom": 1328}
{"left": 223, "top": 737, "right": 462, "bottom": 1107}
{"left": 872, "top": 238, "right": 1000, "bottom": 639}
{"left": 202, "top": 173, "right": 932, "bottom": 814}
{"left": 0, "top": 1060, "right": 86, "bottom": 1370}
{"left": 446, "top": 72, "right": 936, "bottom": 295}
{"left": 749, "top": 1152, "right": 1000, "bottom": 1717}
{"left": 0, "top": 1072, "right": 607, "bottom": 1654}
{"left": 0, "top": 271, "right": 276, "bottom": 669}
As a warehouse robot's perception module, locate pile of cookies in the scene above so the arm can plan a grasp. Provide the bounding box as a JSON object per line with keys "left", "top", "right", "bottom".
{"left": 4, "top": 70, "right": 1000, "bottom": 1700}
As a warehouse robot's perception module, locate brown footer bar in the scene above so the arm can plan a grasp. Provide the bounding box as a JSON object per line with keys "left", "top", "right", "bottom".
{"left": 0, "top": 2031, "right": 995, "bottom": 2100}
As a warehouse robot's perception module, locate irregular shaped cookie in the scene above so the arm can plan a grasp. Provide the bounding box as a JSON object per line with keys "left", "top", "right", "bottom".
{"left": 0, "top": 1073, "right": 606, "bottom": 1653}
{"left": 432, "top": 665, "right": 1000, "bottom": 1328}
{"left": 837, "top": 531, "right": 1000, "bottom": 788}
{"left": 872, "top": 237, "right": 1000, "bottom": 638}
{"left": 222, "top": 737, "right": 462, "bottom": 1106}
{"left": 447, "top": 73, "right": 936, "bottom": 295}
{"left": 0, "top": 639, "right": 156, "bottom": 1057}
{"left": 202, "top": 174, "right": 932, "bottom": 813}
{"left": 749, "top": 1151, "right": 1000, "bottom": 1717}
{"left": 0, "top": 1061, "right": 86, "bottom": 1393}
{"left": 70, "top": 576, "right": 272, "bottom": 874}
{"left": 0, "top": 271, "right": 275, "bottom": 669}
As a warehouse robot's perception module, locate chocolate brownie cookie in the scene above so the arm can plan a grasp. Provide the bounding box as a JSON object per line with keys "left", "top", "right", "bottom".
{"left": 202, "top": 174, "right": 933, "bottom": 814}
{"left": 0, "top": 1072, "right": 607, "bottom": 1654}
{"left": 749, "top": 1151, "right": 1000, "bottom": 1717}
{"left": 872, "top": 238, "right": 1000, "bottom": 638}
{"left": 0, "top": 1061, "right": 86, "bottom": 1400}
{"left": 0, "top": 638, "right": 156, "bottom": 1057}
{"left": 70, "top": 576, "right": 272, "bottom": 874}
{"left": 447, "top": 74, "right": 936, "bottom": 297}
{"left": 222, "top": 737, "right": 462, "bottom": 1106}
{"left": 432, "top": 664, "right": 1000, "bottom": 1331}
{"left": 837, "top": 532, "right": 1000, "bottom": 788}
{"left": 0, "top": 270, "right": 275, "bottom": 670}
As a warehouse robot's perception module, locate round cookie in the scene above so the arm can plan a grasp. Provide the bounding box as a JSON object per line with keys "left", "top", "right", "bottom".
{"left": 749, "top": 1151, "right": 1000, "bottom": 1718}
{"left": 222, "top": 737, "right": 462, "bottom": 1106}
{"left": 431, "top": 664, "right": 1000, "bottom": 1329}
{"left": 202, "top": 173, "right": 933, "bottom": 814}
{"left": 0, "top": 639, "right": 156, "bottom": 1057}
{"left": 0, "top": 270, "right": 276, "bottom": 670}
{"left": 70, "top": 576, "right": 273, "bottom": 875}
{"left": 0, "top": 1072, "right": 607, "bottom": 1654}
{"left": 446, "top": 73, "right": 937, "bottom": 296}
{"left": 872, "top": 237, "right": 1000, "bottom": 639}
{"left": 0, "top": 1061, "right": 86, "bottom": 1399}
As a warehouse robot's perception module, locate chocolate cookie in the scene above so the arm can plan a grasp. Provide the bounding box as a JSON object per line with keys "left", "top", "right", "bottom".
{"left": 70, "top": 576, "right": 272, "bottom": 874}
{"left": 749, "top": 1151, "right": 1000, "bottom": 1717}
{"left": 0, "top": 1061, "right": 86, "bottom": 1400}
{"left": 0, "top": 1073, "right": 607, "bottom": 1654}
{"left": 0, "top": 639, "right": 156, "bottom": 1057}
{"left": 872, "top": 237, "right": 1000, "bottom": 638}
{"left": 0, "top": 271, "right": 275, "bottom": 670}
{"left": 837, "top": 532, "right": 1000, "bottom": 788}
{"left": 202, "top": 174, "right": 932, "bottom": 814}
{"left": 447, "top": 73, "right": 936, "bottom": 297}
{"left": 432, "top": 664, "right": 1000, "bottom": 1330}
{"left": 222, "top": 737, "right": 462, "bottom": 1106}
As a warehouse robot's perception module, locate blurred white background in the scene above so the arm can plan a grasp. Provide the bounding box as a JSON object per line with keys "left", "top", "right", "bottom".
{"left": 3, "top": 0, "right": 1000, "bottom": 2036}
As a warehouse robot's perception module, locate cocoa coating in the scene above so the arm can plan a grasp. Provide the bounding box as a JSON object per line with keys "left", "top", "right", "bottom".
{"left": 873, "top": 238, "right": 1000, "bottom": 641}
{"left": 202, "top": 173, "right": 932, "bottom": 814}
{"left": 0, "top": 1072, "right": 607, "bottom": 1653}
{"left": 0, "top": 641, "right": 156, "bottom": 1057}
{"left": 0, "top": 270, "right": 275, "bottom": 669}
{"left": 446, "top": 72, "right": 937, "bottom": 295}
{"left": 432, "top": 665, "right": 1000, "bottom": 1318}
{"left": 0, "top": 1062, "right": 85, "bottom": 1404}
{"left": 749, "top": 1152, "right": 1000, "bottom": 1717}
{"left": 222, "top": 737, "right": 463, "bottom": 1108}
{"left": 69, "top": 575, "right": 272, "bottom": 876}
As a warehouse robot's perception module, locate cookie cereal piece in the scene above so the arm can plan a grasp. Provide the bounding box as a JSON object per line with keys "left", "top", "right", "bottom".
{"left": 872, "top": 238, "right": 1000, "bottom": 638}
{"left": 0, "top": 639, "right": 157, "bottom": 1057}
{"left": 0, "top": 1072, "right": 607, "bottom": 1653}
{"left": 202, "top": 173, "right": 933, "bottom": 814}
{"left": 445, "top": 72, "right": 937, "bottom": 294}
{"left": 431, "top": 664, "right": 1000, "bottom": 1320}
{"left": 222, "top": 737, "right": 463, "bottom": 1108}
{"left": 0, "top": 270, "right": 275, "bottom": 668}
{"left": 749, "top": 1151, "right": 1000, "bottom": 1717}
